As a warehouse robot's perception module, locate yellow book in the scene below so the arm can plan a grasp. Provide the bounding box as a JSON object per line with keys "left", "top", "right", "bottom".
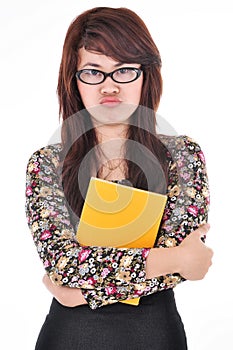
{"left": 77, "top": 177, "right": 167, "bottom": 306}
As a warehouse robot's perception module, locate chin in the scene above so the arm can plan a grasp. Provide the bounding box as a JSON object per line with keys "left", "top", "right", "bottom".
{"left": 88, "top": 103, "right": 137, "bottom": 126}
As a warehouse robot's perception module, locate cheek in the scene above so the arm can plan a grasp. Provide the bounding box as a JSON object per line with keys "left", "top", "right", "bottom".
{"left": 130, "top": 81, "right": 143, "bottom": 104}
{"left": 77, "top": 82, "right": 96, "bottom": 108}
{"left": 77, "top": 82, "right": 87, "bottom": 103}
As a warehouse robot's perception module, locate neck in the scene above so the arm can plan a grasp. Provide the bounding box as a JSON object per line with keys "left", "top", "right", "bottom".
{"left": 95, "top": 123, "right": 128, "bottom": 143}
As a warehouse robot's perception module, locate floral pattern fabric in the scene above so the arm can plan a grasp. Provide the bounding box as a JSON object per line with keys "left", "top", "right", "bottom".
{"left": 25, "top": 135, "right": 209, "bottom": 309}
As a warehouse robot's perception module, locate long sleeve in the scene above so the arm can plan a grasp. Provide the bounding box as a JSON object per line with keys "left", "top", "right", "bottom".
{"left": 25, "top": 144, "right": 150, "bottom": 292}
{"left": 157, "top": 134, "right": 210, "bottom": 245}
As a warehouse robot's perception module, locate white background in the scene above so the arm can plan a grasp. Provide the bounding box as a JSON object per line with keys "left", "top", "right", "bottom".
{"left": 1, "top": 0, "right": 232, "bottom": 349}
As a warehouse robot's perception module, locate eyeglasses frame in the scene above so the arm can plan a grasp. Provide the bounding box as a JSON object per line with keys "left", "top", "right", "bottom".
{"left": 75, "top": 67, "right": 142, "bottom": 85}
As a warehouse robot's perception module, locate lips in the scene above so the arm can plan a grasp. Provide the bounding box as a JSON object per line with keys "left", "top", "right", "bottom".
{"left": 100, "top": 97, "right": 122, "bottom": 106}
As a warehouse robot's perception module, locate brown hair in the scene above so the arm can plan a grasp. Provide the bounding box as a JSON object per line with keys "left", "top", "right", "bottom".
{"left": 57, "top": 7, "right": 168, "bottom": 221}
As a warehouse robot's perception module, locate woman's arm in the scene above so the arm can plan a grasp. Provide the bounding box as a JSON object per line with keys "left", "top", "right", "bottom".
{"left": 146, "top": 223, "right": 212, "bottom": 280}
{"left": 25, "top": 145, "right": 150, "bottom": 292}
{"left": 42, "top": 223, "right": 212, "bottom": 307}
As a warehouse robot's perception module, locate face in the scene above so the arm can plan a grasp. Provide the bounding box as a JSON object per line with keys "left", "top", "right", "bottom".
{"left": 76, "top": 47, "right": 143, "bottom": 127}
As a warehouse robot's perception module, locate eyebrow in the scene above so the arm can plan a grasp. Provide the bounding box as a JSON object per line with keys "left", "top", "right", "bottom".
{"left": 80, "top": 62, "right": 125, "bottom": 69}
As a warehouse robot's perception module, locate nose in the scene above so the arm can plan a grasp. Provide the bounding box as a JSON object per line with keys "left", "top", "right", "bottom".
{"left": 100, "top": 77, "right": 120, "bottom": 94}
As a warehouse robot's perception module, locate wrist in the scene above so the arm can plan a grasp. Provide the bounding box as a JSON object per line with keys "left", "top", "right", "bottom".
{"left": 169, "top": 246, "right": 182, "bottom": 274}
{"left": 146, "top": 246, "right": 180, "bottom": 279}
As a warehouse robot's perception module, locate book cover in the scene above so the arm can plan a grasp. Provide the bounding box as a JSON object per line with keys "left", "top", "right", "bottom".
{"left": 77, "top": 177, "right": 167, "bottom": 305}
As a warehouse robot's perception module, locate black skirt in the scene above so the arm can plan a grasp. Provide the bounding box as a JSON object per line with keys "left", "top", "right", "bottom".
{"left": 35, "top": 289, "right": 187, "bottom": 350}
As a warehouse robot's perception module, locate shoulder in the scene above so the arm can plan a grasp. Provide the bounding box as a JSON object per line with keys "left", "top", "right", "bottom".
{"left": 26, "top": 143, "right": 62, "bottom": 172}
{"left": 159, "top": 134, "right": 201, "bottom": 149}
{"left": 27, "top": 143, "right": 62, "bottom": 160}
{"left": 159, "top": 134, "right": 206, "bottom": 163}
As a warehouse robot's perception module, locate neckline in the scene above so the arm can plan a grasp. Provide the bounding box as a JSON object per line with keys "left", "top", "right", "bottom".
{"left": 111, "top": 178, "right": 133, "bottom": 186}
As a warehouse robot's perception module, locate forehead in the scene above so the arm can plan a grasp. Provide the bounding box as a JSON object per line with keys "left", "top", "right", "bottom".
{"left": 78, "top": 47, "right": 121, "bottom": 69}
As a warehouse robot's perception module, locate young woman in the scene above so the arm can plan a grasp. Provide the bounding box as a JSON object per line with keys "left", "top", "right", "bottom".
{"left": 25, "top": 7, "right": 213, "bottom": 349}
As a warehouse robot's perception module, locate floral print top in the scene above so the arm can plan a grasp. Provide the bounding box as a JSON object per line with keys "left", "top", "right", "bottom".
{"left": 25, "top": 135, "right": 209, "bottom": 310}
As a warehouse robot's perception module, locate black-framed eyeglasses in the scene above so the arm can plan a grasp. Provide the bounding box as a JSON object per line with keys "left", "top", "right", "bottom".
{"left": 75, "top": 67, "right": 142, "bottom": 85}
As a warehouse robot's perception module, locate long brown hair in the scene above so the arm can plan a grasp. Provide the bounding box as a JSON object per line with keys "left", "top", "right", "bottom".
{"left": 57, "top": 7, "right": 169, "bottom": 222}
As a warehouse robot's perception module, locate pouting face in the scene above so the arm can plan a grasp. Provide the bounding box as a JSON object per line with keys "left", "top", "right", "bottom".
{"left": 76, "top": 47, "right": 143, "bottom": 127}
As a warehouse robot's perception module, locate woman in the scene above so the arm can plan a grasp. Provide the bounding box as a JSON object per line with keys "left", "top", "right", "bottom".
{"left": 25, "top": 7, "right": 213, "bottom": 350}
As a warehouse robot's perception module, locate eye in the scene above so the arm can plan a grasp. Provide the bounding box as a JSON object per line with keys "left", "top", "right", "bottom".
{"left": 89, "top": 69, "right": 102, "bottom": 76}
{"left": 115, "top": 68, "right": 136, "bottom": 77}
{"left": 118, "top": 68, "right": 131, "bottom": 74}
{"left": 83, "top": 69, "right": 102, "bottom": 76}
{"left": 113, "top": 68, "right": 138, "bottom": 83}
{"left": 78, "top": 69, "right": 104, "bottom": 84}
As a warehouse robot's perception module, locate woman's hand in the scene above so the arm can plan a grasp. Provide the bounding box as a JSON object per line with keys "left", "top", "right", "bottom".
{"left": 177, "top": 223, "right": 213, "bottom": 280}
{"left": 146, "top": 223, "right": 213, "bottom": 280}
{"left": 42, "top": 274, "right": 88, "bottom": 307}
